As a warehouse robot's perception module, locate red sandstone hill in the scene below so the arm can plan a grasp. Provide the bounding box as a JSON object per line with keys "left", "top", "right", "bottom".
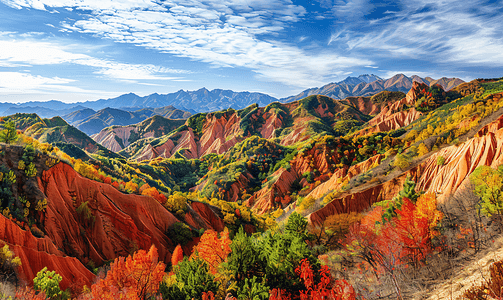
{"left": 91, "top": 115, "right": 186, "bottom": 152}
{"left": 0, "top": 148, "right": 226, "bottom": 292}
{"left": 119, "top": 95, "right": 370, "bottom": 161}
{"left": 307, "top": 101, "right": 503, "bottom": 227}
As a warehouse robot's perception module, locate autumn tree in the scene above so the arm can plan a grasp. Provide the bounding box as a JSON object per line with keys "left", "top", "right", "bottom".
{"left": 312, "top": 212, "right": 363, "bottom": 250}
{"left": 33, "top": 267, "right": 68, "bottom": 299}
{"left": 125, "top": 181, "right": 139, "bottom": 194}
{"left": 141, "top": 187, "right": 167, "bottom": 205}
{"left": 0, "top": 244, "right": 21, "bottom": 282}
{"left": 172, "top": 245, "right": 184, "bottom": 267}
{"left": 470, "top": 165, "right": 503, "bottom": 227}
{"left": 91, "top": 245, "right": 166, "bottom": 300}
{"left": 417, "top": 143, "right": 429, "bottom": 157}
{"left": 165, "top": 192, "right": 188, "bottom": 214}
{"left": 15, "top": 287, "right": 48, "bottom": 300}
{"left": 393, "top": 153, "right": 410, "bottom": 170}
{"left": 190, "top": 228, "right": 232, "bottom": 275}
{"left": 0, "top": 121, "right": 18, "bottom": 144}
{"left": 296, "top": 258, "right": 357, "bottom": 300}
{"left": 343, "top": 193, "right": 442, "bottom": 299}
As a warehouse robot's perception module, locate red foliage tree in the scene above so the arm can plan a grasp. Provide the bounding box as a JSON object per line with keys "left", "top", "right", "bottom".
{"left": 15, "top": 287, "right": 48, "bottom": 300}
{"left": 91, "top": 245, "right": 166, "bottom": 300}
{"left": 295, "top": 258, "right": 357, "bottom": 300}
{"left": 141, "top": 187, "right": 167, "bottom": 205}
{"left": 191, "top": 228, "right": 232, "bottom": 275}
{"left": 171, "top": 244, "right": 184, "bottom": 267}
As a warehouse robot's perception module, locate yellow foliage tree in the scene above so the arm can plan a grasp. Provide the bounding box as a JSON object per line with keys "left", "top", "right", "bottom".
{"left": 165, "top": 192, "right": 187, "bottom": 212}
{"left": 125, "top": 181, "right": 138, "bottom": 194}
{"left": 414, "top": 193, "right": 443, "bottom": 237}
{"left": 417, "top": 143, "right": 429, "bottom": 157}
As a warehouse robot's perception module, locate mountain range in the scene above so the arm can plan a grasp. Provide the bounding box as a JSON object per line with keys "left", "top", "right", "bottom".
{"left": 280, "top": 74, "right": 464, "bottom": 102}
{"left": 0, "top": 74, "right": 464, "bottom": 121}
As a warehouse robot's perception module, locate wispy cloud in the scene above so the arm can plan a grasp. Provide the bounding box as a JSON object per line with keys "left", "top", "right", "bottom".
{"left": 0, "top": 71, "right": 75, "bottom": 94}
{"left": 0, "top": 37, "right": 189, "bottom": 82}
{"left": 0, "top": 0, "right": 372, "bottom": 88}
{"left": 331, "top": 0, "right": 503, "bottom": 67}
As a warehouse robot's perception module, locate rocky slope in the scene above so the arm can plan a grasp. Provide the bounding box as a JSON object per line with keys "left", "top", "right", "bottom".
{"left": 356, "top": 81, "right": 428, "bottom": 135}
{"left": 0, "top": 145, "right": 227, "bottom": 291}
{"left": 68, "top": 105, "right": 191, "bottom": 136}
{"left": 91, "top": 115, "right": 186, "bottom": 152}
{"left": 307, "top": 98, "right": 503, "bottom": 227}
{"left": 120, "top": 96, "right": 370, "bottom": 161}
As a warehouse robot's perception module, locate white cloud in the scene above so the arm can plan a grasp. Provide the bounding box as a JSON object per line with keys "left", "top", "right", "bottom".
{"left": 0, "top": 71, "right": 74, "bottom": 93}
{"left": 0, "top": 0, "right": 371, "bottom": 88}
{"left": 333, "top": 0, "right": 503, "bottom": 67}
{"left": 0, "top": 38, "right": 189, "bottom": 82}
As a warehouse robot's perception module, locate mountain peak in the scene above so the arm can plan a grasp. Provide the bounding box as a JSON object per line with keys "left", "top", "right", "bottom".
{"left": 358, "top": 74, "right": 382, "bottom": 83}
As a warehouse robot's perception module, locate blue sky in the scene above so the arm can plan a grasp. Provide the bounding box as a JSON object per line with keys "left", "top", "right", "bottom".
{"left": 0, "top": 0, "right": 502, "bottom": 103}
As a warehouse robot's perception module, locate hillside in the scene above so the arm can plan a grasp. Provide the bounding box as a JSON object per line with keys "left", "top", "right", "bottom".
{"left": 0, "top": 144, "right": 234, "bottom": 293}
{"left": 281, "top": 74, "right": 464, "bottom": 102}
{"left": 0, "top": 113, "right": 117, "bottom": 159}
{"left": 118, "top": 94, "right": 372, "bottom": 161}
{"left": 66, "top": 105, "right": 191, "bottom": 135}
{"left": 1, "top": 77, "right": 503, "bottom": 299}
{"left": 91, "top": 115, "right": 187, "bottom": 152}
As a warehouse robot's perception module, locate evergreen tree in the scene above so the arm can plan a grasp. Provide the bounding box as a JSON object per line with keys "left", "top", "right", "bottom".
{"left": 0, "top": 121, "right": 18, "bottom": 144}
{"left": 381, "top": 176, "right": 421, "bottom": 223}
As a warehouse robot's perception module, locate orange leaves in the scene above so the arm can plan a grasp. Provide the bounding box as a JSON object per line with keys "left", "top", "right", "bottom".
{"left": 171, "top": 244, "right": 184, "bottom": 267}
{"left": 125, "top": 181, "right": 138, "bottom": 194}
{"left": 15, "top": 287, "right": 48, "bottom": 300}
{"left": 414, "top": 193, "right": 443, "bottom": 236}
{"left": 202, "top": 291, "right": 215, "bottom": 300}
{"left": 191, "top": 228, "right": 232, "bottom": 275}
{"left": 91, "top": 245, "right": 166, "bottom": 300}
{"left": 344, "top": 193, "right": 444, "bottom": 275}
{"left": 141, "top": 187, "right": 167, "bottom": 205}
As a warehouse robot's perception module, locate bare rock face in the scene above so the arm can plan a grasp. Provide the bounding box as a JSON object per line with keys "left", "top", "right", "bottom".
{"left": 246, "top": 142, "right": 346, "bottom": 214}
{"left": 12, "top": 243, "right": 95, "bottom": 292}
{"left": 39, "top": 162, "right": 180, "bottom": 265}
{"left": 417, "top": 113, "right": 503, "bottom": 202}
{"left": 91, "top": 126, "right": 137, "bottom": 152}
{"left": 309, "top": 110, "right": 503, "bottom": 227}
{"left": 307, "top": 154, "right": 383, "bottom": 201}
{"left": 0, "top": 215, "right": 95, "bottom": 291}
{"left": 246, "top": 167, "right": 300, "bottom": 214}
{"left": 356, "top": 81, "right": 428, "bottom": 136}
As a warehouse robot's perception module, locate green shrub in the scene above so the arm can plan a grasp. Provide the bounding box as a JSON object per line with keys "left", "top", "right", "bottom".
{"left": 25, "top": 162, "right": 37, "bottom": 177}
{"left": 33, "top": 267, "right": 69, "bottom": 299}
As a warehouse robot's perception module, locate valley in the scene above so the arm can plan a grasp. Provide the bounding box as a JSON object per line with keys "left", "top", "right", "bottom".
{"left": 0, "top": 76, "right": 503, "bottom": 299}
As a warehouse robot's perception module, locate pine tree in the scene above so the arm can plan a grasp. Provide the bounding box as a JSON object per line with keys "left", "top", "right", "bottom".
{"left": 0, "top": 121, "right": 18, "bottom": 144}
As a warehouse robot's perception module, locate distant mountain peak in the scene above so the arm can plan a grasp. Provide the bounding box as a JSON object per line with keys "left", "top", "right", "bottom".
{"left": 280, "top": 73, "right": 464, "bottom": 103}
{"left": 358, "top": 74, "right": 382, "bottom": 83}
